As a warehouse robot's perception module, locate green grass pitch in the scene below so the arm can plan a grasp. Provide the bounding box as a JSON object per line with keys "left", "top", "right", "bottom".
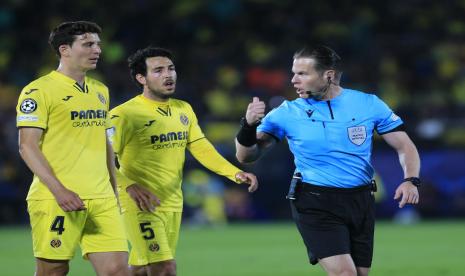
{"left": 0, "top": 221, "right": 464, "bottom": 275}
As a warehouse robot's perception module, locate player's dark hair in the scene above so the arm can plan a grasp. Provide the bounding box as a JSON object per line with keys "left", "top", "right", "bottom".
{"left": 49, "top": 21, "right": 102, "bottom": 57}
{"left": 294, "top": 45, "right": 342, "bottom": 80}
{"left": 127, "top": 47, "right": 174, "bottom": 89}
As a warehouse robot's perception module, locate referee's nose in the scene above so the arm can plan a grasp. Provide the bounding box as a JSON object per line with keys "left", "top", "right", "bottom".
{"left": 291, "top": 74, "right": 299, "bottom": 85}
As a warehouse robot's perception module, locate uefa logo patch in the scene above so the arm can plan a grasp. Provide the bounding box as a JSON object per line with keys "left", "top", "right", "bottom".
{"left": 180, "top": 113, "right": 189, "bottom": 125}
{"left": 347, "top": 126, "right": 367, "bottom": 146}
{"left": 50, "top": 239, "right": 62, "bottom": 248}
{"left": 20, "top": 98, "right": 37, "bottom": 113}
{"left": 97, "top": 92, "right": 106, "bottom": 104}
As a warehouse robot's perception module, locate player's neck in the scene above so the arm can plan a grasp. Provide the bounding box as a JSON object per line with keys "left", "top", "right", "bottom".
{"left": 142, "top": 89, "right": 170, "bottom": 103}
{"left": 56, "top": 63, "right": 87, "bottom": 86}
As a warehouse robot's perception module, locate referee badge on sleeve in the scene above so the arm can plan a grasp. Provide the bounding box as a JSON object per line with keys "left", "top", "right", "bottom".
{"left": 347, "top": 126, "right": 367, "bottom": 145}
{"left": 20, "top": 98, "right": 38, "bottom": 113}
{"left": 390, "top": 113, "right": 400, "bottom": 121}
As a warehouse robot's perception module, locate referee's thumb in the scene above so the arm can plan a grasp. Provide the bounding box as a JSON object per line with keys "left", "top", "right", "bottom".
{"left": 393, "top": 188, "right": 401, "bottom": 200}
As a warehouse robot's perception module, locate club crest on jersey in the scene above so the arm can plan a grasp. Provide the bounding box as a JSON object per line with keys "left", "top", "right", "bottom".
{"left": 347, "top": 126, "right": 367, "bottom": 146}
{"left": 97, "top": 92, "right": 106, "bottom": 104}
{"left": 180, "top": 113, "right": 189, "bottom": 125}
{"left": 20, "top": 98, "right": 37, "bottom": 113}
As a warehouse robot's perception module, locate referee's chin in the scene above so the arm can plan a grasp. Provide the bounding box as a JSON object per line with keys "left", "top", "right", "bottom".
{"left": 297, "top": 92, "right": 310, "bottom": 99}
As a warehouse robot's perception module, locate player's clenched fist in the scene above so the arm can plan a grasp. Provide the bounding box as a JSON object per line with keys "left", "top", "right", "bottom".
{"left": 245, "top": 97, "right": 266, "bottom": 125}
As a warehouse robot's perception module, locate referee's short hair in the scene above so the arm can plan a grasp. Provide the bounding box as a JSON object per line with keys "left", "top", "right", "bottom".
{"left": 294, "top": 45, "right": 343, "bottom": 80}
{"left": 127, "top": 47, "right": 174, "bottom": 89}
{"left": 49, "top": 21, "right": 101, "bottom": 57}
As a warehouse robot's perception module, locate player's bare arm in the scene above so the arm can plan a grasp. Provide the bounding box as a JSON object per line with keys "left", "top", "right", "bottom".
{"left": 382, "top": 131, "right": 420, "bottom": 208}
{"left": 106, "top": 137, "right": 119, "bottom": 195}
{"left": 18, "top": 127, "right": 85, "bottom": 211}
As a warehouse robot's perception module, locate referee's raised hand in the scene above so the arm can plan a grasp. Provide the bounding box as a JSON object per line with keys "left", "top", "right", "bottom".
{"left": 245, "top": 97, "right": 265, "bottom": 126}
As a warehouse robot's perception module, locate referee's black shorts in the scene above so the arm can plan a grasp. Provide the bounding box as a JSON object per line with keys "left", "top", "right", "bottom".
{"left": 290, "top": 182, "right": 375, "bottom": 267}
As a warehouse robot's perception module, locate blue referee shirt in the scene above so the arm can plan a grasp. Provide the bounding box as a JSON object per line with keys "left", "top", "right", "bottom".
{"left": 257, "top": 88, "right": 403, "bottom": 188}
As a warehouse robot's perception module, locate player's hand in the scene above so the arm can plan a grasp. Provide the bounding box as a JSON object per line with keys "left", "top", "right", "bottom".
{"left": 235, "top": 172, "right": 259, "bottom": 193}
{"left": 394, "top": 181, "right": 419, "bottom": 208}
{"left": 53, "top": 187, "right": 86, "bottom": 212}
{"left": 126, "top": 184, "right": 161, "bottom": 212}
{"left": 245, "top": 97, "right": 266, "bottom": 126}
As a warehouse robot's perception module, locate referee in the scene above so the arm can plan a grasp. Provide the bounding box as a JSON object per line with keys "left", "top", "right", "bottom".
{"left": 235, "top": 45, "right": 420, "bottom": 276}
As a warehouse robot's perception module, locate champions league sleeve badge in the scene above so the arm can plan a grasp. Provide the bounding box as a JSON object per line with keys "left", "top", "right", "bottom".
{"left": 20, "top": 98, "right": 38, "bottom": 113}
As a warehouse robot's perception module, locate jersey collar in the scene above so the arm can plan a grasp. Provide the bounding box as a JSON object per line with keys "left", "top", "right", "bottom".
{"left": 138, "top": 94, "right": 171, "bottom": 107}
{"left": 49, "top": 70, "right": 86, "bottom": 85}
{"left": 302, "top": 88, "right": 347, "bottom": 104}
{"left": 49, "top": 71, "right": 89, "bottom": 93}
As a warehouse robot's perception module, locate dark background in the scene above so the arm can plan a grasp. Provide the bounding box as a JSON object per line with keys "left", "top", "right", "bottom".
{"left": 1, "top": 0, "right": 464, "bottom": 224}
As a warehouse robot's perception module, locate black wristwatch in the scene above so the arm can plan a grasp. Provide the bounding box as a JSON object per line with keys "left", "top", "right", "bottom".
{"left": 404, "top": 177, "right": 421, "bottom": 187}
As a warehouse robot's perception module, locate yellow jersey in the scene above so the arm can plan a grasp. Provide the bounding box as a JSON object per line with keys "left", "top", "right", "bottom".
{"left": 16, "top": 70, "right": 114, "bottom": 200}
{"left": 109, "top": 95, "right": 241, "bottom": 212}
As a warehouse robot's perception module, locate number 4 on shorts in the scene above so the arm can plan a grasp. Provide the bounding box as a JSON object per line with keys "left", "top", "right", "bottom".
{"left": 50, "top": 216, "right": 65, "bottom": 235}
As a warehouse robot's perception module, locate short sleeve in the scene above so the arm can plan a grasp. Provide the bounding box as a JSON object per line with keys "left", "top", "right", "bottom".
{"left": 372, "top": 95, "right": 404, "bottom": 134}
{"left": 16, "top": 85, "right": 49, "bottom": 129}
{"left": 108, "top": 107, "right": 133, "bottom": 155}
{"left": 257, "top": 107, "right": 285, "bottom": 141}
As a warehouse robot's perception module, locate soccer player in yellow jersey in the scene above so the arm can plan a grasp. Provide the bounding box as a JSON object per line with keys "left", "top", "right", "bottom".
{"left": 108, "top": 46, "right": 259, "bottom": 276}
{"left": 16, "top": 21, "right": 129, "bottom": 276}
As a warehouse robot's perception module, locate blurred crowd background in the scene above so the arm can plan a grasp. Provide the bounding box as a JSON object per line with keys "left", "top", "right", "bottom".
{"left": 1, "top": 0, "right": 464, "bottom": 225}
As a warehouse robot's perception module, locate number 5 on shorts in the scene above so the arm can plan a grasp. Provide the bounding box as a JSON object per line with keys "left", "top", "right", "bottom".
{"left": 50, "top": 216, "right": 65, "bottom": 235}
{"left": 139, "top": 222, "right": 155, "bottom": 240}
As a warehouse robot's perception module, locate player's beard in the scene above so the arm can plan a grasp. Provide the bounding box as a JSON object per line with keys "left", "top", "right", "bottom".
{"left": 149, "top": 88, "right": 174, "bottom": 100}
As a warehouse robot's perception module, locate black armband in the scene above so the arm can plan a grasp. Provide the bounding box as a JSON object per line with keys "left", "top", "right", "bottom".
{"left": 236, "top": 117, "right": 258, "bottom": 147}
